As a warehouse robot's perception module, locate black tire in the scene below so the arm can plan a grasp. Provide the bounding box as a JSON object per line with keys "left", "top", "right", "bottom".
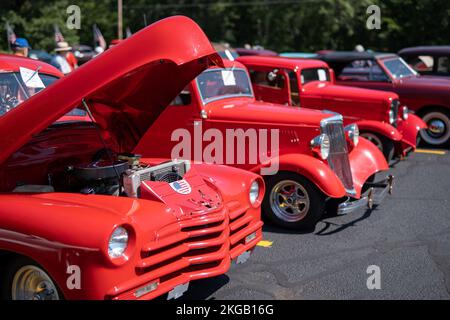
{"left": 381, "top": 137, "right": 395, "bottom": 163}
{"left": 419, "top": 109, "right": 450, "bottom": 147}
{"left": 1, "top": 256, "right": 62, "bottom": 300}
{"left": 262, "top": 172, "right": 326, "bottom": 230}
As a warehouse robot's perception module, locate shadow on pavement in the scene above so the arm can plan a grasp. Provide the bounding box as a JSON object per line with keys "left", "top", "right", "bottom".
{"left": 177, "top": 275, "right": 230, "bottom": 300}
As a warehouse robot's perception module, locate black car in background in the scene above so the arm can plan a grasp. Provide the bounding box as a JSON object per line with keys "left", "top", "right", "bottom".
{"left": 399, "top": 46, "right": 450, "bottom": 77}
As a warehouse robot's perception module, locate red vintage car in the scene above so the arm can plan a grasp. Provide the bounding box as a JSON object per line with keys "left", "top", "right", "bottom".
{"left": 318, "top": 51, "right": 450, "bottom": 146}
{"left": 0, "top": 16, "right": 264, "bottom": 300}
{"left": 133, "top": 59, "right": 393, "bottom": 230}
{"left": 237, "top": 55, "right": 427, "bottom": 161}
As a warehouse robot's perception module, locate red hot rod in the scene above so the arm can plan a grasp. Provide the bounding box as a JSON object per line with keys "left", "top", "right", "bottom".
{"left": 318, "top": 51, "right": 450, "bottom": 146}
{"left": 237, "top": 56, "right": 426, "bottom": 161}
{"left": 133, "top": 59, "right": 393, "bottom": 230}
{"left": 0, "top": 17, "right": 264, "bottom": 300}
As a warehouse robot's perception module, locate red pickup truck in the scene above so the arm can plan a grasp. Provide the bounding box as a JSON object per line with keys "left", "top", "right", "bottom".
{"left": 237, "top": 56, "right": 426, "bottom": 161}
{"left": 318, "top": 51, "right": 450, "bottom": 146}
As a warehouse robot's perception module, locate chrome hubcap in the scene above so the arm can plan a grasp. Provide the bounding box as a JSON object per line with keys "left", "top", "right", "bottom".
{"left": 360, "top": 133, "right": 383, "bottom": 151}
{"left": 428, "top": 119, "right": 445, "bottom": 137}
{"left": 269, "top": 180, "right": 310, "bottom": 222}
{"left": 420, "top": 112, "right": 450, "bottom": 145}
{"left": 12, "top": 266, "right": 59, "bottom": 300}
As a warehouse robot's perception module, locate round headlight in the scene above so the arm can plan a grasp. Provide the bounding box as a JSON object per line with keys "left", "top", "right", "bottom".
{"left": 108, "top": 226, "right": 129, "bottom": 259}
{"left": 402, "top": 106, "right": 409, "bottom": 120}
{"left": 311, "top": 134, "right": 330, "bottom": 160}
{"left": 345, "top": 124, "right": 359, "bottom": 146}
{"left": 249, "top": 180, "right": 260, "bottom": 205}
{"left": 389, "top": 109, "right": 395, "bottom": 124}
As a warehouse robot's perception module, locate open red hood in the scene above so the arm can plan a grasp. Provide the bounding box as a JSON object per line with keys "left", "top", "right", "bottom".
{"left": 0, "top": 16, "right": 222, "bottom": 165}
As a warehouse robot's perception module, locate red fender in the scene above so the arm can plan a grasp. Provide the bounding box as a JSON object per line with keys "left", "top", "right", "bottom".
{"left": 356, "top": 120, "right": 403, "bottom": 141}
{"left": 252, "top": 153, "right": 347, "bottom": 199}
{"left": 396, "top": 114, "right": 427, "bottom": 150}
{"left": 349, "top": 137, "right": 389, "bottom": 197}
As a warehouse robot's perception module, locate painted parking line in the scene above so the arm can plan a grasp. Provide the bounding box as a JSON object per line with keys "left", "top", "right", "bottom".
{"left": 415, "top": 149, "right": 447, "bottom": 155}
{"left": 257, "top": 240, "right": 273, "bottom": 248}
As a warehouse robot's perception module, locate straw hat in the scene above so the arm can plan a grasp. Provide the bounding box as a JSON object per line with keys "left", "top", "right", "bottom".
{"left": 55, "top": 41, "right": 72, "bottom": 52}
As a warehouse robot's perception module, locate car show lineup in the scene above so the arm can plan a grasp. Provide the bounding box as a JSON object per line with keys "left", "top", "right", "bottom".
{"left": 0, "top": 15, "right": 446, "bottom": 301}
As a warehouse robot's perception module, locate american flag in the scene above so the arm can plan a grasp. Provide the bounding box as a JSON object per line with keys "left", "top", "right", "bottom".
{"left": 54, "top": 24, "right": 65, "bottom": 43}
{"left": 5, "top": 23, "right": 16, "bottom": 46}
{"left": 170, "top": 180, "right": 192, "bottom": 195}
{"left": 126, "top": 27, "right": 133, "bottom": 38}
{"left": 93, "top": 24, "right": 106, "bottom": 50}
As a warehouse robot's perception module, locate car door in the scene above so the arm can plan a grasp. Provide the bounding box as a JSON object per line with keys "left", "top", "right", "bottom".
{"left": 247, "top": 66, "right": 291, "bottom": 105}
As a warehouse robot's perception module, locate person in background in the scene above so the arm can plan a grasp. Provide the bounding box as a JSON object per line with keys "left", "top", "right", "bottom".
{"left": 65, "top": 49, "right": 78, "bottom": 71}
{"left": 11, "top": 38, "right": 31, "bottom": 57}
{"left": 51, "top": 42, "right": 73, "bottom": 75}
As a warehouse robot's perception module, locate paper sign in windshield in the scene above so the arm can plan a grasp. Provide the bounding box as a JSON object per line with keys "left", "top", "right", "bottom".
{"left": 221, "top": 70, "right": 236, "bottom": 86}
{"left": 317, "top": 69, "right": 327, "bottom": 81}
{"left": 20, "top": 67, "right": 45, "bottom": 88}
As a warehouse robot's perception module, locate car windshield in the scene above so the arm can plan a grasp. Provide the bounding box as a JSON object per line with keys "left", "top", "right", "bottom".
{"left": 196, "top": 68, "right": 253, "bottom": 104}
{"left": 382, "top": 57, "right": 417, "bottom": 79}
{"left": 0, "top": 71, "right": 58, "bottom": 117}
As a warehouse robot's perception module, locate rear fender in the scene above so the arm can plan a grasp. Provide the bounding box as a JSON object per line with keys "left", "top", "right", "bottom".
{"left": 253, "top": 153, "right": 346, "bottom": 199}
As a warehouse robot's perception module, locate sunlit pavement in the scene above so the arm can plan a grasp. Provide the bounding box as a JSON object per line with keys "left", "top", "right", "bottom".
{"left": 182, "top": 148, "right": 450, "bottom": 300}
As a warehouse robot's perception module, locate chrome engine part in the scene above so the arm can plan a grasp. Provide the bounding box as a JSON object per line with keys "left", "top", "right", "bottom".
{"left": 123, "top": 159, "right": 191, "bottom": 198}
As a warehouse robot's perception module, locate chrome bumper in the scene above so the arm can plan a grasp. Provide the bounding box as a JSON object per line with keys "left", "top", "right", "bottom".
{"left": 337, "top": 175, "right": 394, "bottom": 215}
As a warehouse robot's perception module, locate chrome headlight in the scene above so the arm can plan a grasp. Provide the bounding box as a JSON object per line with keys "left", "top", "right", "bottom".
{"left": 249, "top": 180, "right": 260, "bottom": 205}
{"left": 389, "top": 109, "right": 395, "bottom": 124}
{"left": 344, "top": 124, "right": 359, "bottom": 146}
{"left": 108, "top": 226, "right": 129, "bottom": 259}
{"left": 310, "top": 134, "right": 330, "bottom": 160}
{"left": 402, "top": 106, "right": 409, "bottom": 120}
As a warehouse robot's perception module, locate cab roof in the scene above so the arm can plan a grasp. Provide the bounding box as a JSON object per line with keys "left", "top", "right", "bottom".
{"left": 399, "top": 46, "right": 450, "bottom": 56}
{"left": 237, "top": 55, "right": 328, "bottom": 70}
{"left": 0, "top": 54, "right": 63, "bottom": 78}
{"left": 317, "top": 51, "right": 398, "bottom": 63}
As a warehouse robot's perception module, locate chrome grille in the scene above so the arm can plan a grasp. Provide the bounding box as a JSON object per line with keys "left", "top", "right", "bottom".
{"left": 321, "top": 116, "right": 354, "bottom": 193}
{"left": 391, "top": 99, "right": 400, "bottom": 128}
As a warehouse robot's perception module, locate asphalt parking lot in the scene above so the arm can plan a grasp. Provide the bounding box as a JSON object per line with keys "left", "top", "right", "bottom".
{"left": 183, "top": 147, "right": 450, "bottom": 300}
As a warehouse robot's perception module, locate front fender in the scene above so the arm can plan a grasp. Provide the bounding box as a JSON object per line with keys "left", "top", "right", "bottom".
{"left": 193, "top": 163, "right": 264, "bottom": 204}
{"left": 253, "top": 153, "right": 347, "bottom": 199}
{"left": 0, "top": 193, "right": 177, "bottom": 299}
{"left": 397, "top": 114, "right": 427, "bottom": 150}
{"left": 349, "top": 137, "right": 389, "bottom": 198}
{"left": 356, "top": 120, "right": 402, "bottom": 141}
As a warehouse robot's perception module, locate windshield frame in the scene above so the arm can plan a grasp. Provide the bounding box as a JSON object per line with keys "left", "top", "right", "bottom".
{"left": 0, "top": 71, "right": 60, "bottom": 117}
{"left": 195, "top": 67, "right": 255, "bottom": 105}
{"left": 380, "top": 57, "right": 418, "bottom": 80}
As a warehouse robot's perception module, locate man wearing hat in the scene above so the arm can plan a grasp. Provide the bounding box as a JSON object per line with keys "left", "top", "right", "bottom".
{"left": 11, "top": 38, "right": 31, "bottom": 57}
{"left": 51, "top": 41, "right": 75, "bottom": 75}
